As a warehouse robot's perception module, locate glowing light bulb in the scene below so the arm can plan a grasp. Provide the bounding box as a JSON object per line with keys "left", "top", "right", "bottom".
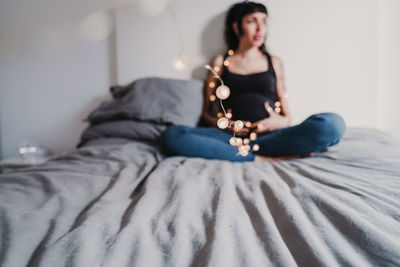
{"left": 243, "top": 138, "right": 250, "bottom": 145}
{"left": 80, "top": 10, "right": 114, "bottom": 43}
{"left": 234, "top": 120, "right": 244, "bottom": 130}
{"left": 223, "top": 60, "right": 230, "bottom": 66}
{"left": 173, "top": 55, "right": 186, "bottom": 71}
{"left": 217, "top": 112, "right": 223, "bottom": 118}
{"left": 215, "top": 85, "right": 230, "bottom": 100}
{"left": 252, "top": 144, "right": 260, "bottom": 151}
{"left": 217, "top": 117, "right": 229, "bottom": 129}
{"left": 250, "top": 132, "right": 257, "bottom": 141}
{"left": 228, "top": 49, "right": 234, "bottom": 56}
{"left": 229, "top": 137, "right": 237, "bottom": 146}
{"left": 240, "top": 151, "right": 248, "bottom": 156}
{"left": 236, "top": 138, "right": 243, "bottom": 146}
{"left": 275, "top": 107, "right": 281, "bottom": 113}
{"left": 275, "top": 101, "right": 281, "bottom": 107}
{"left": 214, "top": 66, "right": 221, "bottom": 72}
{"left": 245, "top": 121, "right": 252, "bottom": 128}
{"left": 209, "top": 81, "right": 215, "bottom": 88}
{"left": 238, "top": 145, "right": 249, "bottom": 156}
{"left": 209, "top": 95, "right": 216, "bottom": 102}
{"left": 226, "top": 112, "right": 232, "bottom": 119}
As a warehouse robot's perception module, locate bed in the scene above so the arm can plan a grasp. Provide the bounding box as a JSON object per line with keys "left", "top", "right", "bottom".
{"left": 1, "top": 77, "right": 399, "bottom": 267}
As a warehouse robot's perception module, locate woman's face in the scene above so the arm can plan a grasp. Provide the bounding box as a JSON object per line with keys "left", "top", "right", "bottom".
{"left": 235, "top": 11, "right": 267, "bottom": 48}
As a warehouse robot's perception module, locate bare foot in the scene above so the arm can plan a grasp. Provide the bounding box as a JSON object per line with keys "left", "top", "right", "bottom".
{"left": 255, "top": 153, "right": 314, "bottom": 162}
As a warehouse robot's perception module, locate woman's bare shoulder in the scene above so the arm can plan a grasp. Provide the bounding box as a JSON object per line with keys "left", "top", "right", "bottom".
{"left": 207, "top": 54, "right": 224, "bottom": 75}
{"left": 270, "top": 55, "right": 284, "bottom": 75}
{"left": 211, "top": 53, "right": 224, "bottom": 67}
{"left": 270, "top": 54, "right": 282, "bottom": 65}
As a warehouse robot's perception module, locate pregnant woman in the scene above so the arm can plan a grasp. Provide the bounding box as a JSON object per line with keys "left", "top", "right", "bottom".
{"left": 161, "top": 1, "right": 345, "bottom": 162}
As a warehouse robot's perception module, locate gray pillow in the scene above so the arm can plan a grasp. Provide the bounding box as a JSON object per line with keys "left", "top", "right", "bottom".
{"left": 78, "top": 120, "right": 166, "bottom": 147}
{"left": 87, "top": 77, "right": 204, "bottom": 127}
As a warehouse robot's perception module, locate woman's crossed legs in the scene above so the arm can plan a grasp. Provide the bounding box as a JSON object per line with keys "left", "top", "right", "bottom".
{"left": 160, "top": 113, "right": 346, "bottom": 162}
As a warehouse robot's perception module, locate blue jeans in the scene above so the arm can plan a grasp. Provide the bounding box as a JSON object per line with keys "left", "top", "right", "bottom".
{"left": 160, "top": 113, "right": 346, "bottom": 162}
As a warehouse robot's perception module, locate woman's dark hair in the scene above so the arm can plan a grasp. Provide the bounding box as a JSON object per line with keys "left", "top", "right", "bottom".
{"left": 224, "top": 1, "right": 268, "bottom": 54}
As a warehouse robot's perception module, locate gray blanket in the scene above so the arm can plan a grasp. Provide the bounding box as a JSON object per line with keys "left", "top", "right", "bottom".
{"left": 1, "top": 128, "right": 399, "bottom": 266}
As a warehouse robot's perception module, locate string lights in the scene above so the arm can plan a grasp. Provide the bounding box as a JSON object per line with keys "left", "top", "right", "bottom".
{"left": 204, "top": 49, "right": 289, "bottom": 156}
{"left": 204, "top": 49, "right": 264, "bottom": 156}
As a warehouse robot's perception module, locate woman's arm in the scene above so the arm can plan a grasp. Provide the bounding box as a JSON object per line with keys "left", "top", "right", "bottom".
{"left": 271, "top": 55, "right": 292, "bottom": 124}
{"left": 251, "top": 55, "right": 292, "bottom": 133}
{"left": 201, "top": 54, "right": 224, "bottom": 127}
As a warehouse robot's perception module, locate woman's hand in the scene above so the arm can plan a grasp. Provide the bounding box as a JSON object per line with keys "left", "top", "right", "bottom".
{"left": 224, "top": 119, "right": 250, "bottom": 136}
{"left": 251, "top": 102, "right": 291, "bottom": 133}
{"left": 233, "top": 126, "right": 250, "bottom": 137}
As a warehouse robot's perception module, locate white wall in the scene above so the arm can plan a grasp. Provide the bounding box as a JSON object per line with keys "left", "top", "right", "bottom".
{"left": 378, "top": 0, "right": 400, "bottom": 141}
{"left": 116, "top": 0, "right": 385, "bottom": 128}
{"left": 267, "top": 0, "right": 379, "bottom": 127}
{"left": 0, "top": 0, "right": 118, "bottom": 158}
{"left": 1, "top": 0, "right": 399, "bottom": 159}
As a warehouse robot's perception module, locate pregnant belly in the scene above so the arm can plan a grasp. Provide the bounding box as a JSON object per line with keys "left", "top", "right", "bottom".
{"left": 224, "top": 92, "right": 272, "bottom": 122}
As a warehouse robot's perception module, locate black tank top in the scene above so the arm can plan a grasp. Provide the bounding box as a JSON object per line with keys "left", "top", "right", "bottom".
{"left": 220, "top": 52, "right": 278, "bottom": 122}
